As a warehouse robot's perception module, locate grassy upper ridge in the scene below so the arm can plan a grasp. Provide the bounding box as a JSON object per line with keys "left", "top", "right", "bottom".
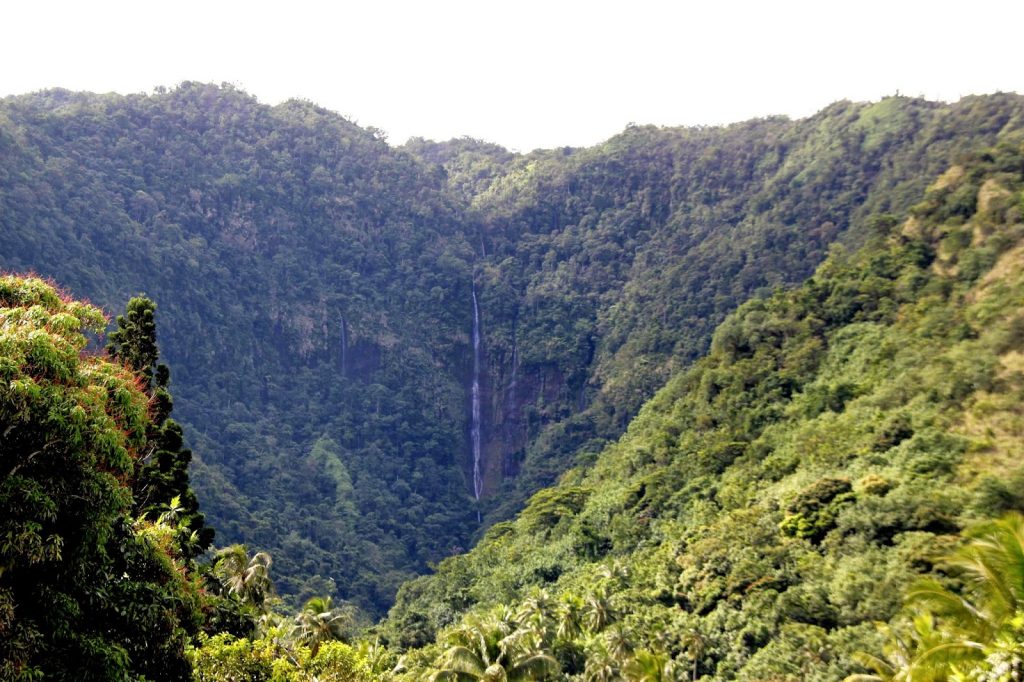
{"left": 384, "top": 140, "right": 1024, "bottom": 680}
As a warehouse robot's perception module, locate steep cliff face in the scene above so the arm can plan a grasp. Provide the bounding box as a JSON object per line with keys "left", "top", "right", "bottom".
{"left": 472, "top": 339, "right": 571, "bottom": 497}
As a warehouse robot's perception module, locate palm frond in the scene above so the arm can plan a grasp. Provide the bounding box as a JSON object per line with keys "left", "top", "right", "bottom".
{"left": 439, "top": 644, "right": 487, "bottom": 677}
{"left": 906, "top": 580, "right": 990, "bottom": 639}
{"left": 508, "top": 652, "right": 559, "bottom": 681}
{"left": 850, "top": 650, "right": 897, "bottom": 678}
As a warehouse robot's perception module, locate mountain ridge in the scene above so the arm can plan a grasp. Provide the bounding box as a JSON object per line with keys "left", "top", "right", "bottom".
{"left": 3, "top": 85, "right": 1024, "bottom": 616}
{"left": 384, "top": 137, "right": 1024, "bottom": 680}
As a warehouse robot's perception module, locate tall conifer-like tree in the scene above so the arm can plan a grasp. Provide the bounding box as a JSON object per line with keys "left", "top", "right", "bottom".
{"left": 108, "top": 295, "right": 214, "bottom": 557}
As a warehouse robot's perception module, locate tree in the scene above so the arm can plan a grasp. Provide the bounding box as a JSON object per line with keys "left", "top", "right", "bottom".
{"left": 905, "top": 513, "right": 1024, "bottom": 677}
{"left": 0, "top": 276, "right": 200, "bottom": 680}
{"left": 107, "top": 294, "right": 162, "bottom": 385}
{"left": 847, "top": 617, "right": 949, "bottom": 682}
{"left": 678, "top": 630, "right": 708, "bottom": 682}
{"left": 107, "top": 295, "right": 213, "bottom": 558}
{"left": 292, "top": 596, "right": 355, "bottom": 657}
{"left": 516, "top": 589, "right": 557, "bottom": 643}
{"left": 622, "top": 650, "right": 684, "bottom": 682}
{"left": 849, "top": 513, "right": 1024, "bottom": 680}
{"left": 583, "top": 587, "right": 616, "bottom": 634}
{"left": 554, "top": 594, "right": 584, "bottom": 642}
{"left": 212, "top": 545, "right": 275, "bottom": 611}
{"left": 431, "top": 607, "right": 559, "bottom": 681}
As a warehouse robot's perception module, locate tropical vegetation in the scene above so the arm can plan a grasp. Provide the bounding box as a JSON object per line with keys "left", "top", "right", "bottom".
{"left": 4, "top": 86, "right": 1024, "bottom": 613}
{"left": 3, "top": 85, "right": 1024, "bottom": 680}
{"left": 382, "top": 139, "right": 1024, "bottom": 679}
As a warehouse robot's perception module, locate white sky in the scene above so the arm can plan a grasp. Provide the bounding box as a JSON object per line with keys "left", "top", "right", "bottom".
{"left": 3, "top": 0, "right": 1023, "bottom": 152}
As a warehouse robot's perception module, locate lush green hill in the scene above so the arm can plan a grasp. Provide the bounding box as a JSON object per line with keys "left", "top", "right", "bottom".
{"left": 3, "top": 84, "right": 1024, "bottom": 616}
{"left": 404, "top": 94, "right": 1024, "bottom": 528}
{"left": 1, "top": 84, "right": 481, "bottom": 613}
{"left": 382, "top": 139, "right": 1024, "bottom": 680}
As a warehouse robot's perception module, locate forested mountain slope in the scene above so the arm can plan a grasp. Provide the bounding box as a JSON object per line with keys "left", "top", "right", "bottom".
{"left": 406, "top": 95, "right": 1024, "bottom": 525}
{"left": 1, "top": 84, "right": 480, "bottom": 612}
{"left": 384, "top": 140, "right": 1024, "bottom": 680}
{"left": 2, "top": 84, "right": 1024, "bottom": 614}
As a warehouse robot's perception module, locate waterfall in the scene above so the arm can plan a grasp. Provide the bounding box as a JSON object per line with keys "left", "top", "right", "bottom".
{"left": 340, "top": 317, "right": 348, "bottom": 377}
{"left": 506, "top": 342, "right": 518, "bottom": 414}
{"left": 471, "top": 288, "right": 483, "bottom": 502}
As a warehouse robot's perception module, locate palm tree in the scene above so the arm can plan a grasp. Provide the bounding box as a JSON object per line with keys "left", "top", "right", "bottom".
{"left": 846, "top": 616, "right": 953, "bottom": 682}
{"left": 583, "top": 588, "right": 616, "bottom": 634}
{"left": 679, "top": 630, "right": 707, "bottom": 682}
{"left": 581, "top": 639, "right": 619, "bottom": 682}
{"left": 603, "top": 624, "right": 633, "bottom": 662}
{"left": 848, "top": 512, "right": 1024, "bottom": 681}
{"left": 910, "top": 512, "right": 1024, "bottom": 637}
{"left": 905, "top": 512, "right": 1024, "bottom": 675}
{"left": 431, "top": 607, "right": 559, "bottom": 681}
{"left": 212, "top": 545, "right": 274, "bottom": 608}
{"left": 554, "top": 594, "right": 584, "bottom": 643}
{"left": 517, "top": 589, "right": 556, "bottom": 640}
{"left": 623, "top": 650, "right": 684, "bottom": 682}
{"left": 355, "top": 638, "right": 393, "bottom": 677}
{"left": 292, "top": 595, "right": 353, "bottom": 657}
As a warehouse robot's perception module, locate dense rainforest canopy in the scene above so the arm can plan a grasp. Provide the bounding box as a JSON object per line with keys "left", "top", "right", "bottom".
{"left": 0, "top": 279, "right": 384, "bottom": 680}
{"left": 2, "top": 83, "right": 1024, "bottom": 635}
{"left": 383, "top": 138, "right": 1024, "bottom": 680}
{"left": 0, "top": 278, "right": 201, "bottom": 679}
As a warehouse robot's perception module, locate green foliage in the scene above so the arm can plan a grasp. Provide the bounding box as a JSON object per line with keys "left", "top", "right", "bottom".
{"left": 0, "top": 276, "right": 201, "bottom": 680}
{"left": 0, "top": 84, "right": 486, "bottom": 614}
{"left": 210, "top": 544, "right": 276, "bottom": 615}
{"left": 384, "top": 142, "right": 1024, "bottom": 679}
{"left": 109, "top": 295, "right": 214, "bottom": 558}
{"left": 520, "top": 487, "right": 592, "bottom": 533}
{"left": 107, "top": 294, "right": 162, "bottom": 384}
{"left": 188, "top": 633, "right": 376, "bottom": 682}
{"left": 189, "top": 634, "right": 278, "bottom": 681}
{"left": 425, "top": 605, "right": 560, "bottom": 681}
{"left": 5, "top": 87, "right": 1024, "bottom": 615}
{"left": 780, "top": 477, "right": 855, "bottom": 543}
{"left": 848, "top": 513, "right": 1024, "bottom": 681}
{"left": 291, "top": 596, "right": 360, "bottom": 657}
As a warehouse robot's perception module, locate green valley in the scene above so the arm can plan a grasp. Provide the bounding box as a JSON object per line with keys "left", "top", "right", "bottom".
{"left": 383, "top": 137, "right": 1024, "bottom": 680}
{"left": 3, "top": 84, "right": 1024, "bottom": 680}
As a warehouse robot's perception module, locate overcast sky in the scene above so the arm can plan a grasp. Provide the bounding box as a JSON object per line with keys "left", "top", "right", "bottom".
{"left": 4, "top": 0, "right": 1023, "bottom": 151}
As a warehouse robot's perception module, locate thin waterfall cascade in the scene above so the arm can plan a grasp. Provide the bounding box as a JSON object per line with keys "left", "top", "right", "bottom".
{"left": 340, "top": 317, "right": 348, "bottom": 376}
{"left": 506, "top": 343, "right": 518, "bottom": 414}
{"left": 471, "top": 289, "right": 483, "bottom": 502}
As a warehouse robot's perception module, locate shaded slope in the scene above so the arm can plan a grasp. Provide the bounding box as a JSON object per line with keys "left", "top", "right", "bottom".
{"left": 0, "top": 84, "right": 481, "bottom": 612}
